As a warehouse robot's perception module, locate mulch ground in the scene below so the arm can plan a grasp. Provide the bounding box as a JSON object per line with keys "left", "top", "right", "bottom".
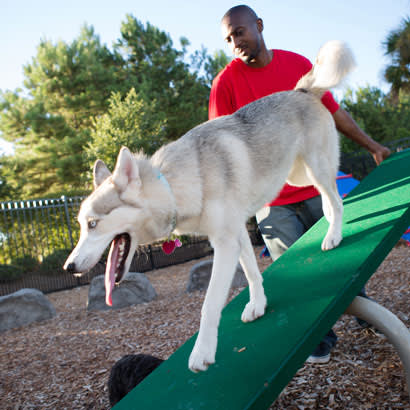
{"left": 0, "top": 245, "right": 409, "bottom": 409}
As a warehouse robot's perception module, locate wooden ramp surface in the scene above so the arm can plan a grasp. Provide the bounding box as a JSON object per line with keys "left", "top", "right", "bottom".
{"left": 115, "top": 149, "right": 410, "bottom": 410}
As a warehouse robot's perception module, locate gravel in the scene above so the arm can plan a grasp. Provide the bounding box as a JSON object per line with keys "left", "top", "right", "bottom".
{"left": 0, "top": 245, "right": 408, "bottom": 409}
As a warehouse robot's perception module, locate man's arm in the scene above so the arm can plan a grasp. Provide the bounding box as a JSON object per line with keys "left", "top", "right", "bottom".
{"left": 333, "top": 108, "right": 391, "bottom": 165}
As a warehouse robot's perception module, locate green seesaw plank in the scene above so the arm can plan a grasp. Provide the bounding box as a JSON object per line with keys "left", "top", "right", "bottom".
{"left": 115, "top": 149, "right": 410, "bottom": 410}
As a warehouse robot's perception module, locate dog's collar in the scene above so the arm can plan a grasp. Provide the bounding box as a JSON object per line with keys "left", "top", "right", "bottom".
{"left": 157, "top": 171, "right": 177, "bottom": 234}
{"left": 157, "top": 171, "right": 171, "bottom": 192}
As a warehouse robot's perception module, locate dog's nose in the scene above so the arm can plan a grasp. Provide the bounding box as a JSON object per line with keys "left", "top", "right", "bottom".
{"left": 65, "top": 263, "right": 76, "bottom": 273}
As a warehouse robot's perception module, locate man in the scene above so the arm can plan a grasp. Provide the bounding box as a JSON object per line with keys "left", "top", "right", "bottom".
{"left": 209, "top": 5, "right": 391, "bottom": 363}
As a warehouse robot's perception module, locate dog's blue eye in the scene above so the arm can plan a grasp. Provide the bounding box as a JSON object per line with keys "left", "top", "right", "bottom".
{"left": 88, "top": 220, "right": 98, "bottom": 229}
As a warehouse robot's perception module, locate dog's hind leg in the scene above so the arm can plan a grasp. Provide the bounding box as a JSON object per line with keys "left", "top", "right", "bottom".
{"left": 305, "top": 163, "right": 343, "bottom": 251}
{"left": 287, "top": 155, "right": 341, "bottom": 248}
{"left": 239, "top": 225, "right": 267, "bottom": 322}
{"left": 188, "top": 234, "right": 241, "bottom": 372}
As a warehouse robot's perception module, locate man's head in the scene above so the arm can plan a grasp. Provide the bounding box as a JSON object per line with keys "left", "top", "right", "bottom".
{"left": 221, "top": 5, "right": 266, "bottom": 66}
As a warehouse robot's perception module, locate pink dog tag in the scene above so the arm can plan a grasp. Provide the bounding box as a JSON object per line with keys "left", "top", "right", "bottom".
{"left": 162, "top": 238, "right": 182, "bottom": 254}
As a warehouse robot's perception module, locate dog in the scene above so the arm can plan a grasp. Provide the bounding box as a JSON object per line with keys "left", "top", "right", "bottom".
{"left": 108, "top": 354, "right": 163, "bottom": 406}
{"left": 64, "top": 41, "right": 355, "bottom": 373}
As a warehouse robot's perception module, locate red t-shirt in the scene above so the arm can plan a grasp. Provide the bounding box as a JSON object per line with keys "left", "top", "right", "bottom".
{"left": 208, "top": 49, "right": 340, "bottom": 206}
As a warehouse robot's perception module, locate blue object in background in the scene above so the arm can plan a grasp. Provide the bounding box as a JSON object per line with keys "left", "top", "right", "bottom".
{"left": 336, "top": 171, "right": 360, "bottom": 198}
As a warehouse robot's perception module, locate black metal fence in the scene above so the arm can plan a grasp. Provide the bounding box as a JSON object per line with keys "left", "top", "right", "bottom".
{"left": 0, "top": 195, "right": 83, "bottom": 265}
{"left": 0, "top": 238, "right": 214, "bottom": 297}
{"left": 0, "top": 191, "right": 263, "bottom": 296}
{"left": 0, "top": 194, "right": 220, "bottom": 296}
{"left": 0, "top": 137, "right": 407, "bottom": 297}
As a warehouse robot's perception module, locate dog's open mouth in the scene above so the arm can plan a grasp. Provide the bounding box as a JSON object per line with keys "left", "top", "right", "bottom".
{"left": 105, "top": 233, "right": 131, "bottom": 306}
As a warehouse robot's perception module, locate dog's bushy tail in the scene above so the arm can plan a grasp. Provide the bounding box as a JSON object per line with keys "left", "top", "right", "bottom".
{"left": 295, "top": 41, "right": 356, "bottom": 96}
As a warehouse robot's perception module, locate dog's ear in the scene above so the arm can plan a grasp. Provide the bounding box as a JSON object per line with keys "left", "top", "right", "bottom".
{"left": 112, "top": 147, "right": 141, "bottom": 193}
{"left": 93, "top": 160, "right": 111, "bottom": 189}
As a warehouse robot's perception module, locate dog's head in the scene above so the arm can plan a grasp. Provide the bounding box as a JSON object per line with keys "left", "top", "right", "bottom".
{"left": 64, "top": 147, "right": 166, "bottom": 306}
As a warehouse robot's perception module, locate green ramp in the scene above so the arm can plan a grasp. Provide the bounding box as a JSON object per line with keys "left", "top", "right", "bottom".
{"left": 115, "top": 149, "right": 410, "bottom": 410}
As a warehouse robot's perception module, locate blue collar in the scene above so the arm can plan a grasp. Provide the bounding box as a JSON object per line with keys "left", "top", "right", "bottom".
{"left": 158, "top": 171, "right": 171, "bottom": 192}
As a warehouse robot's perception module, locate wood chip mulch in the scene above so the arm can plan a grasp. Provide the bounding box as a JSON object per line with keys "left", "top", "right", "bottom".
{"left": 0, "top": 245, "right": 409, "bottom": 409}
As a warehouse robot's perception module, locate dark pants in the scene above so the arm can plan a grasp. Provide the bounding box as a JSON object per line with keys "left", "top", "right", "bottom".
{"left": 256, "top": 196, "right": 338, "bottom": 347}
{"left": 256, "top": 195, "right": 324, "bottom": 261}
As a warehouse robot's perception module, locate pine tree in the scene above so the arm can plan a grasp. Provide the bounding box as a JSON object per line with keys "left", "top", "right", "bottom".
{"left": 0, "top": 16, "right": 229, "bottom": 199}
{"left": 0, "top": 25, "right": 127, "bottom": 197}
{"left": 86, "top": 88, "right": 166, "bottom": 170}
{"left": 115, "top": 15, "right": 210, "bottom": 140}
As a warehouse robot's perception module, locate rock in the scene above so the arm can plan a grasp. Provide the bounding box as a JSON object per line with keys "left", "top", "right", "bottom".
{"left": 186, "top": 260, "right": 248, "bottom": 292}
{"left": 87, "top": 272, "right": 157, "bottom": 311}
{"left": 0, "top": 288, "right": 56, "bottom": 332}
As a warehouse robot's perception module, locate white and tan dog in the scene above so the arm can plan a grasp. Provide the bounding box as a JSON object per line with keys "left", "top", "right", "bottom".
{"left": 65, "top": 41, "right": 355, "bottom": 372}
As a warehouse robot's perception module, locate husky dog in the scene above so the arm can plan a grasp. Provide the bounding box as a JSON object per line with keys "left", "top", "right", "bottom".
{"left": 65, "top": 41, "right": 355, "bottom": 373}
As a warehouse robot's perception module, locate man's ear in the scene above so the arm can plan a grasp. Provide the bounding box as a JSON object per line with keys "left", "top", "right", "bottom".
{"left": 256, "top": 18, "right": 263, "bottom": 33}
{"left": 93, "top": 160, "right": 111, "bottom": 189}
{"left": 112, "top": 147, "right": 141, "bottom": 192}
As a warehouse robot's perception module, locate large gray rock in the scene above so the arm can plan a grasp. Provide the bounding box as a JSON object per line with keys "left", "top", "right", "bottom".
{"left": 186, "top": 260, "right": 248, "bottom": 292}
{"left": 0, "top": 288, "right": 56, "bottom": 332}
{"left": 87, "top": 272, "right": 157, "bottom": 311}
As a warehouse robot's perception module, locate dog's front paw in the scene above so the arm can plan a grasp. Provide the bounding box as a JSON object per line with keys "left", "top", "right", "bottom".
{"left": 321, "top": 232, "right": 342, "bottom": 251}
{"left": 241, "top": 296, "right": 267, "bottom": 323}
{"left": 188, "top": 344, "right": 215, "bottom": 373}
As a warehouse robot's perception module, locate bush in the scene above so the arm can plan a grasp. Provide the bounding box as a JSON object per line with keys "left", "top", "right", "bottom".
{"left": 39, "top": 249, "right": 71, "bottom": 275}
{"left": 0, "top": 264, "right": 24, "bottom": 281}
{"left": 11, "top": 255, "right": 39, "bottom": 273}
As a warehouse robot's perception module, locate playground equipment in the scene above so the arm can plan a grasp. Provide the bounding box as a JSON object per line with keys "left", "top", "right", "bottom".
{"left": 115, "top": 150, "right": 410, "bottom": 409}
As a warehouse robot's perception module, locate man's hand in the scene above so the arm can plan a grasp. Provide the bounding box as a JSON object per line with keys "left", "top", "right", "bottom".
{"left": 371, "top": 145, "right": 391, "bottom": 166}
{"left": 333, "top": 108, "right": 391, "bottom": 166}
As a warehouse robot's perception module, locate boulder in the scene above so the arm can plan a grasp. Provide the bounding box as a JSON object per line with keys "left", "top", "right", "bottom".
{"left": 87, "top": 272, "right": 157, "bottom": 311}
{"left": 0, "top": 288, "right": 56, "bottom": 332}
{"left": 186, "top": 260, "right": 248, "bottom": 292}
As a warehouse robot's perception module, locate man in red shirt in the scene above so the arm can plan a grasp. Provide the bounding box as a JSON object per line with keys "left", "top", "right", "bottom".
{"left": 209, "top": 5, "right": 391, "bottom": 363}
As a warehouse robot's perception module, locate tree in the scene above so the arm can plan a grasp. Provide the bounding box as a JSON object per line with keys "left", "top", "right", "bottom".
{"left": 0, "top": 158, "right": 15, "bottom": 200}
{"left": 191, "top": 47, "right": 231, "bottom": 89}
{"left": 0, "top": 25, "right": 127, "bottom": 198}
{"left": 86, "top": 88, "right": 166, "bottom": 170}
{"left": 383, "top": 17, "right": 410, "bottom": 100}
{"left": 340, "top": 86, "right": 410, "bottom": 153}
{"left": 0, "top": 16, "right": 229, "bottom": 200}
{"left": 115, "top": 16, "right": 210, "bottom": 140}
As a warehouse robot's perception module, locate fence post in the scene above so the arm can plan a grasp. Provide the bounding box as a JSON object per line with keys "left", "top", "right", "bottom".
{"left": 148, "top": 245, "right": 155, "bottom": 270}
{"left": 62, "top": 196, "right": 74, "bottom": 249}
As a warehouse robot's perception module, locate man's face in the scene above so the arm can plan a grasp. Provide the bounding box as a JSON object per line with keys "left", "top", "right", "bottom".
{"left": 221, "top": 12, "right": 263, "bottom": 65}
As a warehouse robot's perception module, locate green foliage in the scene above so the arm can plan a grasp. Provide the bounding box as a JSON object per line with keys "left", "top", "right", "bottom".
{"left": 11, "top": 255, "right": 39, "bottom": 272}
{"left": 0, "top": 196, "right": 81, "bottom": 265}
{"left": 341, "top": 16, "right": 410, "bottom": 154}
{"left": 39, "top": 249, "right": 71, "bottom": 275}
{"left": 86, "top": 88, "right": 166, "bottom": 169}
{"left": 0, "top": 16, "right": 227, "bottom": 200}
{"left": 383, "top": 17, "right": 410, "bottom": 99}
{"left": 191, "top": 47, "right": 232, "bottom": 88}
{"left": 0, "top": 25, "right": 126, "bottom": 198}
{"left": 116, "top": 15, "right": 210, "bottom": 140}
{"left": 0, "top": 264, "right": 24, "bottom": 280}
{"left": 0, "top": 159, "right": 16, "bottom": 200}
{"left": 340, "top": 86, "right": 410, "bottom": 153}
{"left": 0, "top": 250, "right": 67, "bottom": 279}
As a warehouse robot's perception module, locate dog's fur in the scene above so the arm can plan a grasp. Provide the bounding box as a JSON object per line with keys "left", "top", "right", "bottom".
{"left": 108, "top": 354, "right": 163, "bottom": 406}
{"left": 65, "top": 41, "right": 355, "bottom": 372}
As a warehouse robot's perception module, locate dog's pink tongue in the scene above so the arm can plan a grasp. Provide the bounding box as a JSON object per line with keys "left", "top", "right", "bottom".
{"left": 105, "top": 239, "right": 119, "bottom": 306}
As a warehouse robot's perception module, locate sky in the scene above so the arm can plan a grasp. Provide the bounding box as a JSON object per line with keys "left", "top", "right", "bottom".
{"left": 0, "top": 0, "right": 409, "bottom": 154}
